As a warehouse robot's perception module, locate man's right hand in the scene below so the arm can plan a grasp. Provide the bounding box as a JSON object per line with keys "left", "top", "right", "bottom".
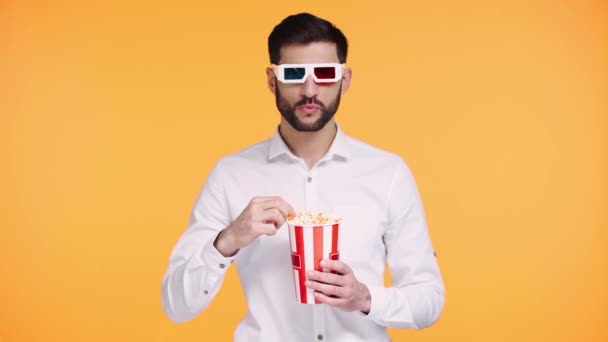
{"left": 214, "top": 196, "right": 295, "bottom": 257}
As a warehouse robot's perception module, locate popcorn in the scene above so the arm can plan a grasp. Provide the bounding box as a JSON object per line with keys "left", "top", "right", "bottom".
{"left": 287, "top": 211, "right": 342, "bottom": 225}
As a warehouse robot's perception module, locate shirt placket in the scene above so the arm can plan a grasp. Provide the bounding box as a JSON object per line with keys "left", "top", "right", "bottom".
{"left": 304, "top": 167, "right": 327, "bottom": 340}
{"left": 313, "top": 304, "right": 327, "bottom": 341}
{"left": 304, "top": 168, "right": 317, "bottom": 212}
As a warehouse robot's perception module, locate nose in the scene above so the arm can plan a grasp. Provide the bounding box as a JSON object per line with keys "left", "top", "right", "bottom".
{"left": 300, "top": 75, "right": 320, "bottom": 98}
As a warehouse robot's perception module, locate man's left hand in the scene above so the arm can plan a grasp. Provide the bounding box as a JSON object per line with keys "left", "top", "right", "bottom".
{"left": 305, "top": 259, "right": 371, "bottom": 313}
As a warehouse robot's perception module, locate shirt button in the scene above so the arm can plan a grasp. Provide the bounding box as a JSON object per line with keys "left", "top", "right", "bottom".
{"left": 317, "top": 334, "right": 324, "bottom": 340}
{"left": 203, "top": 290, "right": 209, "bottom": 295}
{"left": 219, "top": 263, "right": 226, "bottom": 269}
{"left": 307, "top": 177, "right": 312, "bottom": 183}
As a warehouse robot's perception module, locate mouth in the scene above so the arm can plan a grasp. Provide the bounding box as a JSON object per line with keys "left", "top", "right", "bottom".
{"left": 297, "top": 104, "right": 321, "bottom": 115}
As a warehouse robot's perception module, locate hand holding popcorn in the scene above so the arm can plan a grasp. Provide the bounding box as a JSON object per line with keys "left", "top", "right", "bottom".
{"left": 214, "top": 196, "right": 296, "bottom": 257}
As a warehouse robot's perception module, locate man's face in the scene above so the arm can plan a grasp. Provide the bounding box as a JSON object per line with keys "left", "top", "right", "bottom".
{"left": 267, "top": 42, "right": 351, "bottom": 132}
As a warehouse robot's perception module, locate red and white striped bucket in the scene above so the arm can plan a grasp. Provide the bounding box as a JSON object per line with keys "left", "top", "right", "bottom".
{"left": 287, "top": 222, "right": 340, "bottom": 304}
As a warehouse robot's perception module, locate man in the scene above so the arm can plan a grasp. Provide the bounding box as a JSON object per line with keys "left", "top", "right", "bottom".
{"left": 161, "top": 12, "right": 445, "bottom": 341}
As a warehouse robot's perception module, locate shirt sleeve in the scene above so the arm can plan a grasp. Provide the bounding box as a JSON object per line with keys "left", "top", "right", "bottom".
{"left": 365, "top": 158, "right": 445, "bottom": 330}
{"left": 161, "top": 160, "right": 235, "bottom": 324}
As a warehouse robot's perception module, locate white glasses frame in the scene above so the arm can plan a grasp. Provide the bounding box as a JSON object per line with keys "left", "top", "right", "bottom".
{"left": 271, "top": 63, "right": 346, "bottom": 84}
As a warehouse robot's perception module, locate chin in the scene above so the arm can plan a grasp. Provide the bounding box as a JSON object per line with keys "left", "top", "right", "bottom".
{"left": 298, "top": 118, "right": 321, "bottom": 127}
{"left": 298, "top": 112, "right": 321, "bottom": 120}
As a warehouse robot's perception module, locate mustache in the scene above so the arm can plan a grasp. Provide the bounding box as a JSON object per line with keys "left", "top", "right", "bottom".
{"left": 294, "top": 97, "right": 325, "bottom": 108}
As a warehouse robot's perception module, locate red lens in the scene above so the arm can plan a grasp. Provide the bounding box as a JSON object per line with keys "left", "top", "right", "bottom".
{"left": 313, "top": 66, "right": 336, "bottom": 80}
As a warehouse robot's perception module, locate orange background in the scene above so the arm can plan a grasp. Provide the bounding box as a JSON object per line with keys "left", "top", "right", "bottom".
{"left": 1, "top": 0, "right": 607, "bottom": 341}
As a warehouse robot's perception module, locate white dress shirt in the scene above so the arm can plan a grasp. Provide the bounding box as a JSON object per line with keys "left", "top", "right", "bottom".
{"left": 161, "top": 124, "right": 445, "bottom": 341}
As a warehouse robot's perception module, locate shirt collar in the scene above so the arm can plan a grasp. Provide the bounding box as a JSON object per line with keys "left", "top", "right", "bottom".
{"left": 268, "top": 123, "right": 351, "bottom": 162}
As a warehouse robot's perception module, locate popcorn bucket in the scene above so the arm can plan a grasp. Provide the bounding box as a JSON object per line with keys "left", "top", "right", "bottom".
{"left": 287, "top": 221, "right": 340, "bottom": 304}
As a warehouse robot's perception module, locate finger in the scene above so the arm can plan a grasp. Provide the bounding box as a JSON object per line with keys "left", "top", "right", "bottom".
{"left": 252, "top": 196, "right": 284, "bottom": 207}
{"left": 307, "top": 270, "right": 346, "bottom": 286}
{"left": 305, "top": 280, "right": 347, "bottom": 298}
{"left": 258, "top": 197, "right": 296, "bottom": 218}
{"left": 250, "top": 196, "right": 280, "bottom": 204}
{"left": 281, "top": 200, "right": 297, "bottom": 218}
{"left": 259, "top": 208, "right": 285, "bottom": 228}
{"left": 320, "top": 259, "right": 352, "bottom": 275}
{"left": 257, "top": 223, "right": 279, "bottom": 236}
{"left": 314, "top": 291, "right": 347, "bottom": 307}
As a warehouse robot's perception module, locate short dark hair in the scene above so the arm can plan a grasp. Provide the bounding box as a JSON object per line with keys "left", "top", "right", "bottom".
{"left": 268, "top": 13, "right": 348, "bottom": 64}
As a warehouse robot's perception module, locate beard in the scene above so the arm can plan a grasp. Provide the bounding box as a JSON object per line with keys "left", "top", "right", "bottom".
{"left": 275, "top": 83, "right": 341, "bottom": 132}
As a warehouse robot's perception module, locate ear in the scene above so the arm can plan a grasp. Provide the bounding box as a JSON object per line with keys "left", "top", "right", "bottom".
{"left": 266, "top": 67, "right": 276, "bottom": 94}
{"left": 340, "top": 67, "right": 352, "bottom": 94}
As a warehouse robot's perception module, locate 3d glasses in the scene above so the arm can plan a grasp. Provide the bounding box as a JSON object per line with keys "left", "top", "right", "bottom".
{"left": 271, "top": 63, "right": 345, "bottom": 84}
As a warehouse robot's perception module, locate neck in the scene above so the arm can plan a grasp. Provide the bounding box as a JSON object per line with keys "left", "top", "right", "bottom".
{"left": 279, "top": 120, "right": 337, "bottom": 169}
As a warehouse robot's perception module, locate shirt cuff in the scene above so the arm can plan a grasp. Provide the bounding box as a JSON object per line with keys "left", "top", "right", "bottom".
{"left": 364, "top": 285, "right": 389, "bottom": 322}
{"left": 200, "top": 236, "right": 235, "bottom": 284}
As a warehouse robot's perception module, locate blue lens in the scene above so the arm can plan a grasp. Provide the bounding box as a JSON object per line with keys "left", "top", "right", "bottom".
{"left": 284, "top": 67, "right": 306, "bottom": 80}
